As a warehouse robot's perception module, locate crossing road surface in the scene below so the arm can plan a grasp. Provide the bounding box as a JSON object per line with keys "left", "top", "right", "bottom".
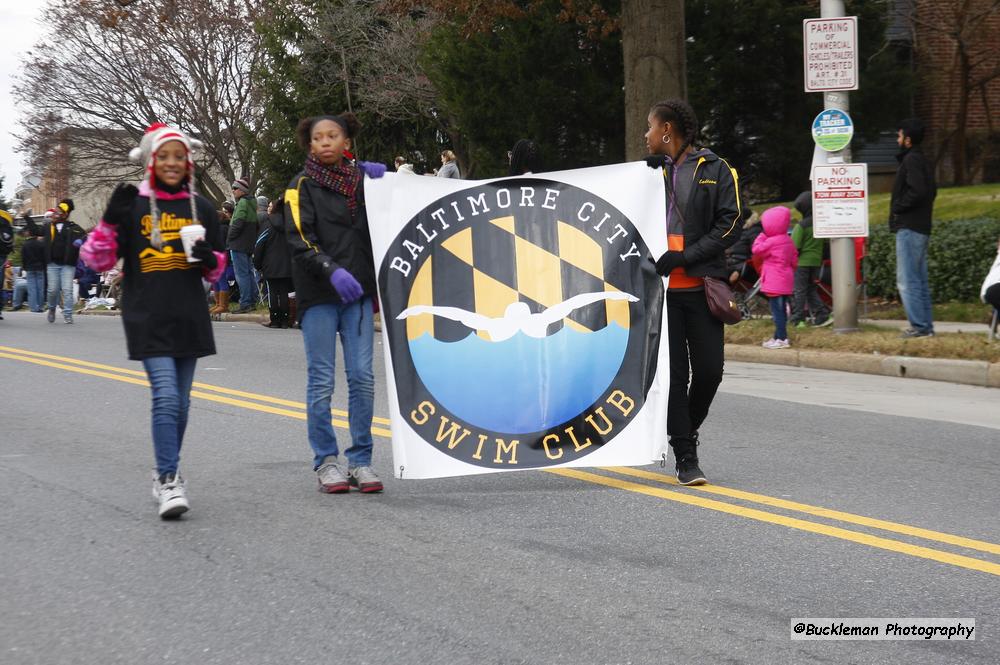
{"left": 2, "top": 312, "right": 998, "bottom": 665}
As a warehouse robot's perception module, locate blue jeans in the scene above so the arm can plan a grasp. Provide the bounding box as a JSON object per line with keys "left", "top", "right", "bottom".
{"left": 300, "top": 298, "right": 375, "bottom": 469}
{"left": 46, "top": 263, "right": 76, "bottom": 318}
{"left": 12, "top": 279, "right": 28, "bottom": 308}
{"left": 231, "top": 250, "right": 255, "bottom": 308}
{"left": 26, "top": 271, "right": 45, "bottom": 311}
{"left": 770, "top": 295, "right": 788, "bottom": 340}
{"left": 142, "top": 356, "right": 198, "bottom": 476}
{"left": 896, "top": 229, "right": 933, "bottom": 333}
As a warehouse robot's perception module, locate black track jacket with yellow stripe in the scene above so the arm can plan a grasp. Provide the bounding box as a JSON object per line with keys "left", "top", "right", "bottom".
{"left": 284, "top": 169, "right": 377, "bottom": 317}
{"left": 666, "top": 148, "right": 743, "bottom": 279}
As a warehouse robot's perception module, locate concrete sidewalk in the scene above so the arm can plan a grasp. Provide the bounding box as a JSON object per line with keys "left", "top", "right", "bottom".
{"left": 860, "top": 317, "right": 994, "bottom": 335}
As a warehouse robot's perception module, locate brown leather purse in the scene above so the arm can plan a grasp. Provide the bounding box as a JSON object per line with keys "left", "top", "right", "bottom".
{"left": 704, "top": 277, "right": 742, "bottom": 324}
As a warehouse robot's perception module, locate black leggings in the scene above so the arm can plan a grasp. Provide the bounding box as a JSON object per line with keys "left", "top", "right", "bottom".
{"left": 666, "top": 289, "right": 725, "bottom": 438}
{"left": 985, "top": 283, "right": 1000, "bottom": 310}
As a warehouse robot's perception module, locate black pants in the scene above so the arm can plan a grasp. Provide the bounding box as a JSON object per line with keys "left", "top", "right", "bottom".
{"left": 666, "top": 289, "right": 725, "bottom": 440}
{"left": 266, "top": 278, "right": 293, "bottom": 326}
{"left": 985, "top": 283, "right": 1000, "bottom": 310}
{"left": 791, "top": 266, "right": 828, "bottom": 323}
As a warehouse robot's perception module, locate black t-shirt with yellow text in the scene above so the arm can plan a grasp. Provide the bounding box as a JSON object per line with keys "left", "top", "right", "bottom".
{"left": 117, "top": 194, "right": 223, "bottom": 360}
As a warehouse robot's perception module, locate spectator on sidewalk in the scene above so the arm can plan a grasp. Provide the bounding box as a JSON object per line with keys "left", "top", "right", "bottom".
{"left": 982, "top": 237, "right": 1000, "bottom": 311}
{"left": 0, "top": 210, "right": 14, "bottom": 320}
{"left": 253, "top": 196, "right": 293, "bottom": 328}
{"left": 80, "top": 123, "right": 227, "bottom": 520}
{"left": 436, "top": 150, "right": 461, "bottom": 179}
{"left": 228, "top": 177, "right": 258, "bottom": 313}
{"left": 394, "top": 156, "right": 415, "bottom": 174}
{"left": 11, "top": 266, "right": 28, "bottom": 311}
{"left": 789, "top": 191, "right": 830, "bottom": 327}
{"left": 42, "top": 200, "right": 87, "bottom": 324}
{"left": 753, "top": 206, "right": 798, "bottom": 349}
{"left": 508, "top": 139, "right": 541, "bottom": 176}
{"left": 209, "top": 201, "right": 235, "bottom": 315}
{"left": 890, "top": 118, "right": 937, "bottom": 338}
{"left": 725, "top": 207, "right": 760, "bottom": 285}
{"left": 20, "top": 227, "right": 47, "bottom": 312}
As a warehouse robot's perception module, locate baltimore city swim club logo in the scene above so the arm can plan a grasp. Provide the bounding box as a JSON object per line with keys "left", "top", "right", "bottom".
{"left": 379, "top": 178, "right": 664, "bottom": 469}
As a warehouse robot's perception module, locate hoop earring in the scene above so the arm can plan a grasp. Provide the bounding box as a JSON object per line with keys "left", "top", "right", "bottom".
{"left": 661, "top": 135, "right": 671, "bottom": 145}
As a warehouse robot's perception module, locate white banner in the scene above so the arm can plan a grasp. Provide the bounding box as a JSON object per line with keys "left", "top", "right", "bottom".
{"left": 365, "top": 163, "right": 670, "bottom": 479}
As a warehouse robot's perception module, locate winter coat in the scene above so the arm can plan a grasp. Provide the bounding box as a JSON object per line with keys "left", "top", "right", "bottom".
{"left": 284, "top": 169, "right": 376, "bottom": 317}
{"left": 752, "top": 207, "right": 798, "bottom": 296}
{"left": 227, "top": 195, "right": 258, "bottom": 253}
{"left": 791, "top": 191, "right": 825, "bottom": 268}
{"left": 40, "top": 219, "right": 87, "bottom": 266}
{"left": 658, "top": 148, "right": 744, "bottom": 279}
{"left": 437, "top": 160, "right": 461, "bottom": 179}
{"left": 889, "top": 148, "right": 936, "bottom": 235}
{"left": 0, "top": 215, "right": 13, "bottom": 256}
{"left": 253, "top": 210, "right": 293, "bottom": 280}
{"left": 21, "top": 237, "right": 47, "bottom": 272}
{"left": 982, "top": 245, "right": 1000, "bottom": 304}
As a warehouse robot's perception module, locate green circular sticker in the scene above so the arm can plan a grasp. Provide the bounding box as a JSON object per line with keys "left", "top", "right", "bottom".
{"left": 812, "top": 109, "right": 854, "bottom": 152}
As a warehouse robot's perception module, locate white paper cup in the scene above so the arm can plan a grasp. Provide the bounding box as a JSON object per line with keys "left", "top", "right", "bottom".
{"left": 179, "top": 224, "right": 206, "bottom": 263}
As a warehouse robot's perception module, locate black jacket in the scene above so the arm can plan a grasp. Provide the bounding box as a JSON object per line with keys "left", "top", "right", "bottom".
{"left": 21, "top": 237, "right": 48, "bottom": 271}
{"left": 889, "top": 148, "right": 936, "bottom": 235}
{"left": 40, "top": 220, "right": 87, "bottom": 266}
{"left": 664, "top": 149, "right": 743, "bottom": 278}
{"left": 284, "top": 169, "right": 376, "bottom": 316}
{"left": 253, "top": 210, "right": 292, "bottom": 279}
{"left": 0, "top": 217, "right": 13, "bottom": 255}
{"left": 227, "top": 195, "right": 259, "bottom": 253}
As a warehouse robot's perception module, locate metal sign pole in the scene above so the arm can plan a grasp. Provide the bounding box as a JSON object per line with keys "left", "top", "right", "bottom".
{"left": 820, "top": 0, "right": 859, "bottom": 332}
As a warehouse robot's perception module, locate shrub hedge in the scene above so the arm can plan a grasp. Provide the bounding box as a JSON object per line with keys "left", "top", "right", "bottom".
{"left": 865, "top": 218, "right": 1000, "bottom": 302}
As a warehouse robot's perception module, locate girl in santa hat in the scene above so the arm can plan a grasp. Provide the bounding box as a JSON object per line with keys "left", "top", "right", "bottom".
{"left": 81, "top": 123, "right": 227, "bottom": 519}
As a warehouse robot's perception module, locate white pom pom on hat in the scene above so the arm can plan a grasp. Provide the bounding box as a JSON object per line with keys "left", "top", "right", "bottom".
{"left": 129, "top": 122, "right": 201, "bottom": 166}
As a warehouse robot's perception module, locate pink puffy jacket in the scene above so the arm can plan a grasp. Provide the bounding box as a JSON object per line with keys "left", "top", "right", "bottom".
{"left": 751, "top": 206, "right": 798, "bottom": 296}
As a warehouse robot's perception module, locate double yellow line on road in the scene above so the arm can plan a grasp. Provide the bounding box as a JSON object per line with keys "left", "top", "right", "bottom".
{"left": 4, "top": 343, "right": 999, "bottom": 576}
{"left": 0, "top": 344, "right": 392, "bottom": 437}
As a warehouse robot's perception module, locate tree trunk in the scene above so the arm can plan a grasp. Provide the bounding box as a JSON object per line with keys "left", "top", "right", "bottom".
{"left": 621, "top": 0, "right": 687, "bottom": 161}
{"left": 953, "top": 45, "right": 970, "bottom": 185}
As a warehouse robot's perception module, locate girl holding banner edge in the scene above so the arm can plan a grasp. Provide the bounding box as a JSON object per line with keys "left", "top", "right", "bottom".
{"left": 644, "top": 100, "right": 743, "bottom": 486}
{"left": 284, "top": 113, "right": 387, "bottom": 494}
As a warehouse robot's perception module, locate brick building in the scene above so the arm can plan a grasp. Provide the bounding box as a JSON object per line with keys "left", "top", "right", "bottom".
{"left": 895, "top": 0, "right": 1000, "bottom": 185}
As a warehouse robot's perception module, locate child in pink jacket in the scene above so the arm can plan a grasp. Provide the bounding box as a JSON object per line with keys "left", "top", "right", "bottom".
{"left": 752, "top": 206, "right": 798, "bottom": 348}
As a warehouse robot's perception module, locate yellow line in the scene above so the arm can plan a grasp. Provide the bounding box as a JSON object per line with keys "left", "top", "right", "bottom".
{"left": 0, "top": 351, "right": 391, "bottom": 437}
{"left": 6, "top": 346, "right": 1000, "bottom": 575}
{"left": 547, "top": 468, "right": 1000, "bottom": 577}
{"left": 0, "top": 344, "right": 392, "bottom": 427}
{"left": 604, "top": 466, "right": 1000, "bottom": 556}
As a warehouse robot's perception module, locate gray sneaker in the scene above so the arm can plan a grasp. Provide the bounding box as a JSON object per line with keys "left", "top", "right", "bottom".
{"left": 152, "top": 471, "right": 189, "bottom": 519}
{"left": 47, "top": 308, "right": 55, "bottom": 323}
{"left": 348, "top": 466, "right": 384, "bottom": 493}
{"left": 316, "top": 456, "right": 349, "bottom": 493}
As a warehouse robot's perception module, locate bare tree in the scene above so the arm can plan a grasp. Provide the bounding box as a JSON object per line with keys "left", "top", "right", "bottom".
{"left": 15, "top": 0, "right": 266, "bottom": 203}
{"left": 904, "top": 0, "right": 1000, "bottom": 184}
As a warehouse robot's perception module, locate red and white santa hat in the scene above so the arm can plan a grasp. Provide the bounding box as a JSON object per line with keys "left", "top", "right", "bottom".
{"left": 129, "top": 122, "right": 203, "bottom": 187}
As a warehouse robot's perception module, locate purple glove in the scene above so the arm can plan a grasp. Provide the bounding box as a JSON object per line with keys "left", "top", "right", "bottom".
{"left": 329, "top": 268, "right": 363, "bottom": 303}
{"left": 358, "top": 161, "right": 387, "bottom": 179}
{"left": 73, "top": 239, "right": 84, "bottom": 247}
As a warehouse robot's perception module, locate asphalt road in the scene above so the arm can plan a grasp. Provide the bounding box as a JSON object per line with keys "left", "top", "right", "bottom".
{"left": 1, "top": 311, "right": 998, "bottom": 665}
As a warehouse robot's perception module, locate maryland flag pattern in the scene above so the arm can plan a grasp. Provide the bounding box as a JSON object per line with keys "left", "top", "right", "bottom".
{"left": 404, "top": 213, "right": 631, "bottom": 343}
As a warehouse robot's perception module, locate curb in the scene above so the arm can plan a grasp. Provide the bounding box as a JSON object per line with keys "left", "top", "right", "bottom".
{"left": 725, "top": 344, "right": 1000, "bottom": 389}
{"left": 77, "top": 309, "right": 267, "bottom": 323}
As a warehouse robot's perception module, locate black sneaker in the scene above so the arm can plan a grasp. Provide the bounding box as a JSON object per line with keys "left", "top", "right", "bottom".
{"left": 676, "top": 454, "right": 708, "bottom": 486}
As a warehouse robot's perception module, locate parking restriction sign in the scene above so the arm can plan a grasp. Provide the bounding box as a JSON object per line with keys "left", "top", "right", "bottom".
{"left": 812, "top": 164, "right": 868, "bottom": 238}
{"left": 803, "top": 17, "right": 858, "bottom": 92}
